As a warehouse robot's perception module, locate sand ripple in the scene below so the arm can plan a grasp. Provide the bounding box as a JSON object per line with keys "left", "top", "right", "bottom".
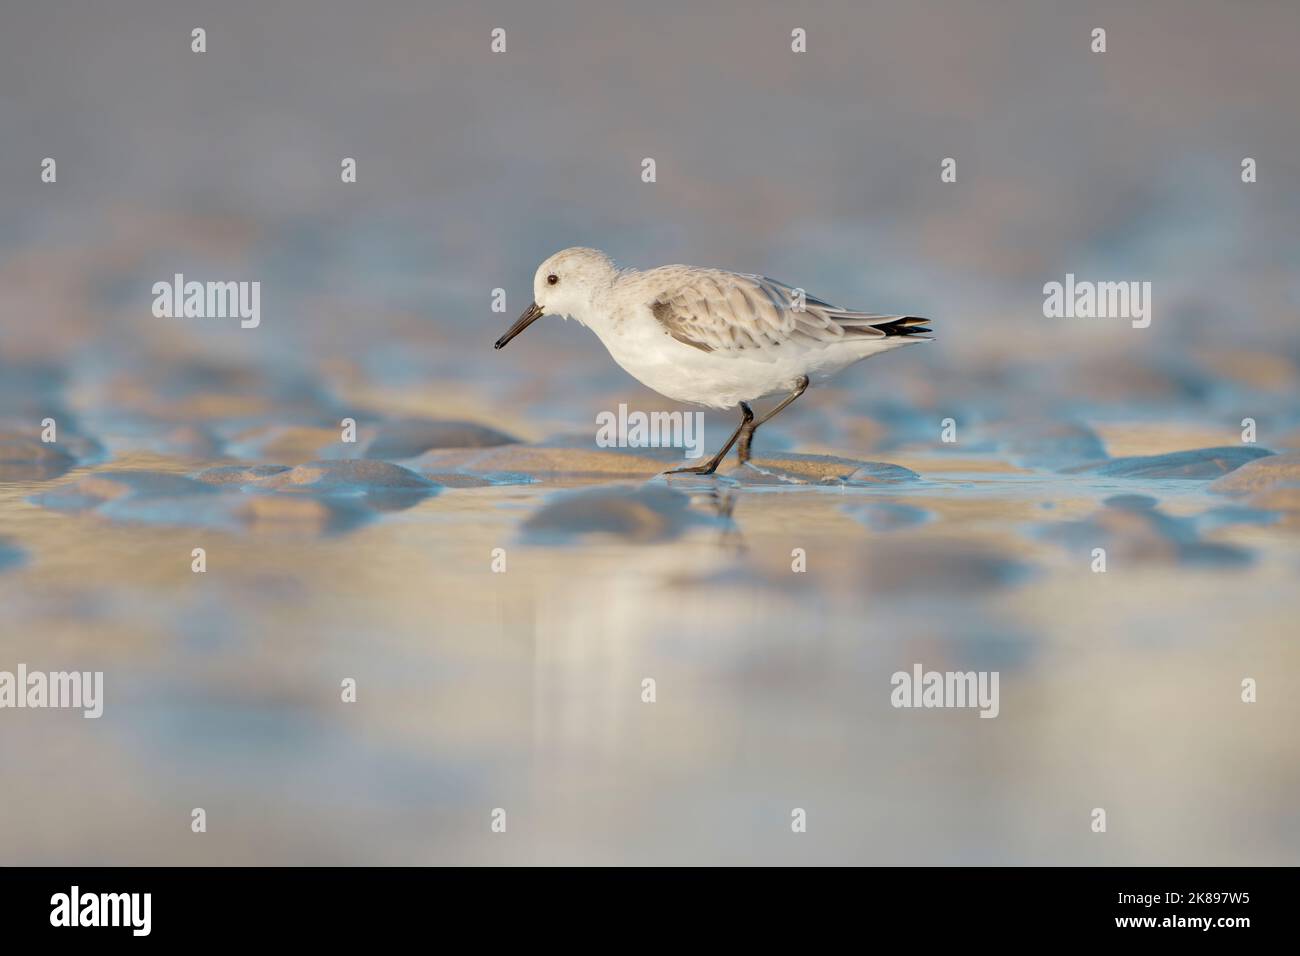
{"left": 33, "top": 460, "right": 439, "bottom": 533}
{"left": 1209, "top": 451, "right": 1300, "bottom": 493}
{"left": 1063, "top": 446, "right": 1272, "bottom": 479}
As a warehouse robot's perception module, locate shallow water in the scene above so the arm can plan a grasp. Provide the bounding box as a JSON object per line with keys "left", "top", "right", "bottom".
{"left": 2, "top": 431, "right": 1298, "bottom": 864}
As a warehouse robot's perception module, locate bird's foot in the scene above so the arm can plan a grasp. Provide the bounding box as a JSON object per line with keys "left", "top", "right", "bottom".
{"left": 663, "top": 462, "right": 719, "bottom": 476}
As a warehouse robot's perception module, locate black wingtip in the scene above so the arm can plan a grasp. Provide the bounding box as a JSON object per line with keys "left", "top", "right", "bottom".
{"left": 876, "top": 316, "right": 933, "bottom": 338}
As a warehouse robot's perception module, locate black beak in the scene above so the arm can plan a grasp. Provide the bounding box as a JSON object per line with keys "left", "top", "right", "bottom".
{"left": 494, "top": 302, "right": 545, "bottom": 350}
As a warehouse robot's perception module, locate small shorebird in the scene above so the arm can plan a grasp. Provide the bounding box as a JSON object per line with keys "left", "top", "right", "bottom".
{"left": 495, "top": 248, "right": 932, "bottom": 475}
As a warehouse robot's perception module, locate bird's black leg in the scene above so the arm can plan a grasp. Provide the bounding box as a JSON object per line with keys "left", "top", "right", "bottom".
{"left": 736, "top": 376, "right": 809, "bottom": 465}
{"left": 664, "top": 403, "right": 754, "bottom": 476}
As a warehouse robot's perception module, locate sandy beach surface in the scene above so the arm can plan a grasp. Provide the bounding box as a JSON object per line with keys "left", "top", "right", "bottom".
{"left": 2, "top": 322, "right": 1298, "bottom": 864}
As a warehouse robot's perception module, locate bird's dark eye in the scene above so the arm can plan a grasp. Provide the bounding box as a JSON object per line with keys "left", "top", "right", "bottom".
{"left": 547, "top": 274, "right": 559, "bottom": 286}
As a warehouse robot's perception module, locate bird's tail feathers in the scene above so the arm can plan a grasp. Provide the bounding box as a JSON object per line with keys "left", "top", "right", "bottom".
{"left": 830, "top": 312, "right": 933, "bottom": 340}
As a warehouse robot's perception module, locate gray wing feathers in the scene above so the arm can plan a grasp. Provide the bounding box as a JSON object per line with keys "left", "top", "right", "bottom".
{"left": 648, "top": 270, "right": 930, "bottom": 355}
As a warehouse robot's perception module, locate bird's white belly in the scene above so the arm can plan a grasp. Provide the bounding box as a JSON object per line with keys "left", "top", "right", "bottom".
{"left": 599, "top": 325, "right": 869, "bottom": 409}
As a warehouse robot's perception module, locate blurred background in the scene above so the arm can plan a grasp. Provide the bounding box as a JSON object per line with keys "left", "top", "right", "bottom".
{"left": 0, "top": 0, "right": 1297, "bottom": 864}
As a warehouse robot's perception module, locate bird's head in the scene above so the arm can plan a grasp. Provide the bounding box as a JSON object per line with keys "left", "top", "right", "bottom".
{"left": 494, "top": 247, "right": 619, "bottom": 349}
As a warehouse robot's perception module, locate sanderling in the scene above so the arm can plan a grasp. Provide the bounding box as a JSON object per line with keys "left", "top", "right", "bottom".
{"left": 495, "top": 247, "right": 932, "bottom": 475}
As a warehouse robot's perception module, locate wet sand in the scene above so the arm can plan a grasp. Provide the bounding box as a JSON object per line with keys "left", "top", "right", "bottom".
{"left": 2, "top": 353, "right": 1299, "bottom": 864}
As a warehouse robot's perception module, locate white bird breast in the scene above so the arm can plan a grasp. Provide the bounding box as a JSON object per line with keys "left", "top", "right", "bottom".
{"left": 594, "top": 306, "right": 914, "bottom": 409}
